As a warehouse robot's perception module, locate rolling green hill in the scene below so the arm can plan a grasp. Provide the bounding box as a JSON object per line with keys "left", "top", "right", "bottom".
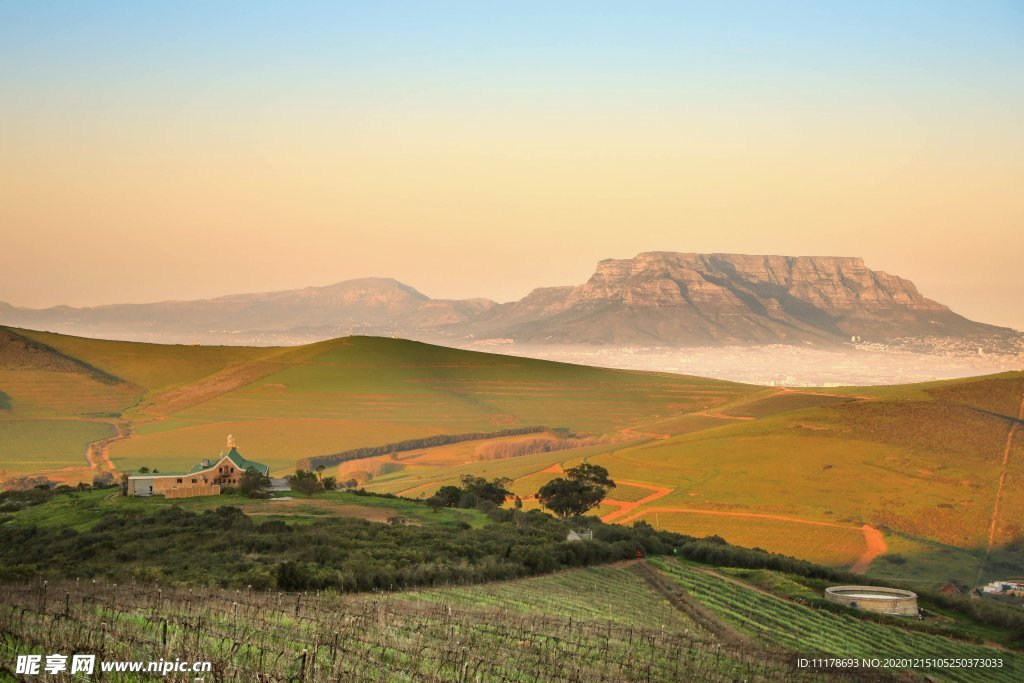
{"left": 0, "top": 326, "right": 753, "bottom": 479}
{"left": 2, "top": 325, "right": 1022, "bottom": 586}
{"left": 357, "top": 370, "right": 1024, "bottom": 585}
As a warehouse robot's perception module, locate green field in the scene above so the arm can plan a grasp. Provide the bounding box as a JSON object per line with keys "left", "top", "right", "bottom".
{"left": 2, "top": 325, "right": 1023, "bottom": 585}
{"left": 1, "top": 327, "right": 753, "bottom": 486}
{"left": 626, "top": 511, "right": 869, "bottom": 567}
{"left": 2, "top": 555, "right": 1019, "bottom": 682}
{"left": 0, "top": 564, "right": 835, "bottom": 682}
{"left": 653, "top": 559, "right": 1023, "bottom": 682}
{"left": 719, "top": 391, "right": 857, "bottom": 418}
{"left": 0, "top": 487, "right": 489, "bottom": 532}
{"left": 0, "top": 419, "right": 114, "bottom": 479}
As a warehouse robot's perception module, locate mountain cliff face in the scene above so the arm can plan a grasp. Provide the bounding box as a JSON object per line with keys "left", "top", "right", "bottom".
{"left": 0, "top": 253, "right": 1012, "bottom": 346}
{"left": 462, "top": 252, "right": 988, "bottom": 345}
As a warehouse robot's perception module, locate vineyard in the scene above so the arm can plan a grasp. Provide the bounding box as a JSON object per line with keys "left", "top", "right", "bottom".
{"left": 0, "top": 565, "right": 879, "bottom": 682}
{"left": 652, "top": 559, "right": 1023, "bottom": 683}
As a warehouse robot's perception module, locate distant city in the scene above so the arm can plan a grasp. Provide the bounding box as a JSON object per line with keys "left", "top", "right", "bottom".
{"left": 468, "top": 337, "right": 1024, "bottom": 387}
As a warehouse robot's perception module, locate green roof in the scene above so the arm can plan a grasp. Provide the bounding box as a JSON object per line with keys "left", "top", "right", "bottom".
{"left": 186, "top": 447, "right": 269, "bottom": 476}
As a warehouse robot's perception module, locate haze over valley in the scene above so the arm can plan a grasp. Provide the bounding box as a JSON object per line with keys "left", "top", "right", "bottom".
{"left": 3, "top": 252, "right": 1019, "bottom": 385}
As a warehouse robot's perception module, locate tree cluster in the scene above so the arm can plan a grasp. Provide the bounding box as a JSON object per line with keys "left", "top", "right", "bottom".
{"left": 426, "top": 476, "right": 512, "bottom": 511}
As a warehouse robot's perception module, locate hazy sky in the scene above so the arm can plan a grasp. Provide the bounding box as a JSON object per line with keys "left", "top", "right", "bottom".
{"left": 2, "top": 2, "right": 1023, "bottom": 329}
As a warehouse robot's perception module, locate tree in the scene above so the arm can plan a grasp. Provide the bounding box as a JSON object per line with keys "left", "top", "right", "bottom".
{"left": 537, "top": 464, "right": 615, "bottom": 518}
{"left": 289, "top": 469, "right": 324, "bottom": 495}
{"left": 322, "top": 476, "right": 338, "bottom": 491}
{"left": 426, "top": 485, "right": 463, "bottom": 510}
{"left": 459, "top": 475, "right": 512, "bottom": 505}
{"left": 240, "top": 467, "right": 271, "bottom": 496}
{"left": 565, "top": 463, "right": 615, "bottom": 488}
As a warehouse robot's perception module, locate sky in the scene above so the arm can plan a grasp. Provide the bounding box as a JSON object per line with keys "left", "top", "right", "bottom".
{"left": 1, "top": 1, "right": 1023, "bottom": 329}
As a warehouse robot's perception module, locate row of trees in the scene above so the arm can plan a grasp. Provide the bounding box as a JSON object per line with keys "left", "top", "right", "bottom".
{"left": 298, "top": 427, "right": 548, "bottom": 471}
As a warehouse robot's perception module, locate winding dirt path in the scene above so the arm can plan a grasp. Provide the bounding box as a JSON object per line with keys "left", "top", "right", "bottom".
{"left": 85, "top": 423, "right": 128, "bottom": 474}
{"left": 851, "top": 524, "right": 888, "bottom": 574}
{"left": 977, "top": 390, "right": 1024, "bottom": 582}
{"left": 599, "top": 481, "right": 674, "bottom": 522}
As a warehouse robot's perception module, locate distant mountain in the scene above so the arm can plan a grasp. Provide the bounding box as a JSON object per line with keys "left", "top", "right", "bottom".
{"left": 0, "top": 253, "right": 1015, "bottom": 347}
{"left": 458, "top": 252, "right": 1013, "bottom": 346}
{"left": 0, "top": 278, "right": 496, "bottom": 345}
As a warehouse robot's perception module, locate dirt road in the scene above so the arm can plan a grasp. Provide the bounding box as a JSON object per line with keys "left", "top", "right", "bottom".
{"left": 599, "top": 482, "right": 674, "bottom": 522}
{"left": 977, "top": 390, "right": 1024, "bottom": 582}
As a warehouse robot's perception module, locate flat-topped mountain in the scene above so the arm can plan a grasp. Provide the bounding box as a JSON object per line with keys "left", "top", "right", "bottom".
{"left": 465, "top": 252, "right": 1004, "bottom": 345}
{"left": 0, "top": 253, "right": 1015, "bottom": 346}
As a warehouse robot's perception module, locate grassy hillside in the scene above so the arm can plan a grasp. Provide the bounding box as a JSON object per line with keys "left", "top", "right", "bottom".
{"left": 11, "top": 327, "right": 280, "bottom": 396}
{"left": 360, "top": 371, "right": 1024, "bottom": 585}
{"left": 1, "top": 327, "right": 753, "bottom": 480}
{"left": 2, "top": 326, "right": 1022, "bottom": 586}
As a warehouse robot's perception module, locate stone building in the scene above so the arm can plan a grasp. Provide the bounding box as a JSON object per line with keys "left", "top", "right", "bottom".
{"left": 126, "top": 436, "right": 269, "bottom": 499}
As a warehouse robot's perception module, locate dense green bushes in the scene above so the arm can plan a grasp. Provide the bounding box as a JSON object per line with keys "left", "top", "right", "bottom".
{"left": 0, "top": 500, "right": 687, "bottom": 592}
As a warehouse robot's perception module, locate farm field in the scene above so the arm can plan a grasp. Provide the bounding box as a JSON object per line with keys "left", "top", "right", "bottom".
{"left": 622, "top": 510, "right": 870, "bottom": 567}
{"left": 345, "top": 370, "right": 1024, "bottom": 584}
{"left": 336, "top": 430, "right": 605, "bottom": 485}
{"left": 366, "top": 442, "right": 621, "bottom": 498}
{"left": 718, "top": 390, "right": 858, "bottom": 418}
{"left": 653, "top": 559, "right": 1023, "bottom": 683}
{"left": 3, "top": 556, "right": 1021, "bottom": 682}
{"left": 0, "top": 564, "right": 872, "bottom": 682}
{"left": 0, "top": 368, "right": 138, "bottom": 418}
{"left": 0, "top": 419, "right": 115, "bottom": 480}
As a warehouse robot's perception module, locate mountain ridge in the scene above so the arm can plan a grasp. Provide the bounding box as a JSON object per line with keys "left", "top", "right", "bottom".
{"left": 0, "top": 252, "right": 1016, "bottom": 346}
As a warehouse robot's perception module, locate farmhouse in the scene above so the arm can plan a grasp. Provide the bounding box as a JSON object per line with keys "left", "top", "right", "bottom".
{"left": 126, "top": 436, "right": 269, "bottom": 499}
{"left": 981, "top": 580, "right": 1024, "bottom": 597}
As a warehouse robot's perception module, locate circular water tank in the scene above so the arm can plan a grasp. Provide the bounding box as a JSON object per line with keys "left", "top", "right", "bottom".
{"left": 824, "top": 585, "right": 918, "bottom": 616}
